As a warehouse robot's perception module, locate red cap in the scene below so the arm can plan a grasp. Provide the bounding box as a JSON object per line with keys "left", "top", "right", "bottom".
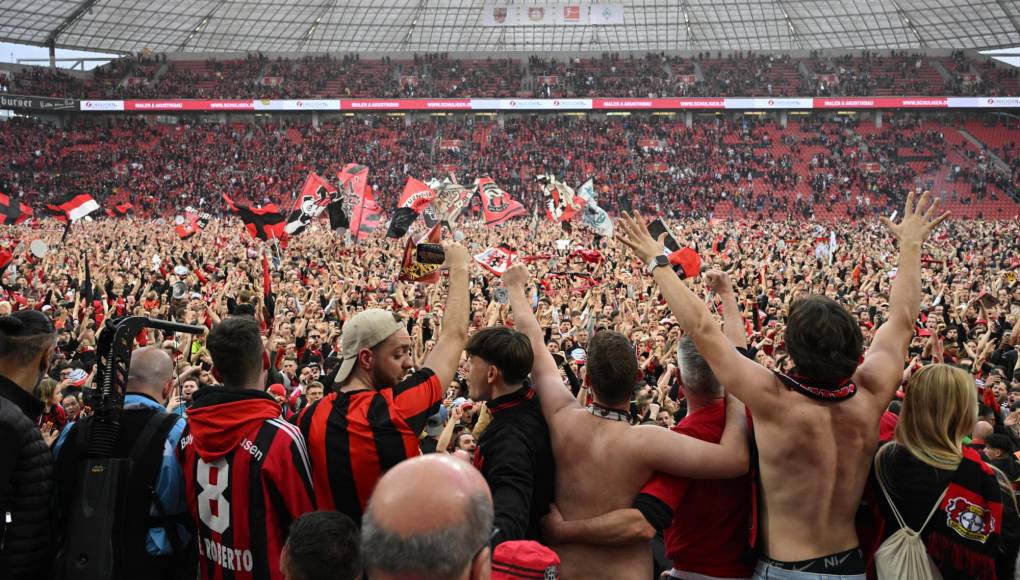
{"left": 667, "top": 247, "right": 701, "bottom": 280}
{"left": 267, "top": 383, "right": 286, "bottom": 397}
{"left": 492, "top": 541, "right": 559, "bottom": 580}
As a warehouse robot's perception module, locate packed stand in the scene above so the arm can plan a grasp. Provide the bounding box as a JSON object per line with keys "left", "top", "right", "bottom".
{"left": 4, "top": 51, "right": 1020, "bottom": 100}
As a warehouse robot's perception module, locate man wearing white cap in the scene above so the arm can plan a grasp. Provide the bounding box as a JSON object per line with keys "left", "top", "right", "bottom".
{"left": 295, "top": 243, "right": 471, "bottom": 524}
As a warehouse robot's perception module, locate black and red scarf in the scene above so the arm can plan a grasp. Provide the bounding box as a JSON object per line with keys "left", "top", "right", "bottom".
{"left": 925, "top": 446, "right": 1003, "bottom": 580}
{"left": 773, "top": 370, "right": 858, "bottom": 400}
{"left": 861, "top": 446, "right": 1004, "bottom": 580}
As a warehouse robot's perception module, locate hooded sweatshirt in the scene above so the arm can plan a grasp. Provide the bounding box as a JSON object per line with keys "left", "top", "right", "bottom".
{"left": 179, "top": 387, "right": 315, "bottom": 580}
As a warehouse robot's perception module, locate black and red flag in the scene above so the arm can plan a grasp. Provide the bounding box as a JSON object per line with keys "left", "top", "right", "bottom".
{"left": 475, "top": 177, "right": 527, "bottom": 227}
{"left": 538, "top": 175, "right": 584, "bottom": 222}
{"left": 105, "top": 203, "right": 133, "bottom": 218}
{"left": 328, "top": 164, "right": 370, "bottom": 231}
{"left": 0, "top": 192, "right": 33, "bottom": 225}
{"left": 385, "top": 177, "right": 436, "bottom": 238}
{"left": 46, "top": 193, "right": 100, "bottom": 223}
{"left": 224, "top": 194, "right": 287, "bottom": 241}
{"left": 285, "top": 172, "right": 335, "bottom": 235}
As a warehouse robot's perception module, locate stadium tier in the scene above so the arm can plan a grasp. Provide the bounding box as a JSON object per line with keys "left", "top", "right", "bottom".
{"left": 1, "top": 51, "right": 1019, "bottom": 105}
{"left": 1, "top": 113, "right": 1017, "bottom": 221}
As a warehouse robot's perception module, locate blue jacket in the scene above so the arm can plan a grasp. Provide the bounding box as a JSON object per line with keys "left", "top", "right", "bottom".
{"left": 55, "top": 393, "right": 190, "bottom": 556}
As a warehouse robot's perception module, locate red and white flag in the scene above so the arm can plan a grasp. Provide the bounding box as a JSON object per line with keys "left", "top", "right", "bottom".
{"left": 474, "top": 244, "right": 517, "bottom": 276}
{"left": 46, "top": 193, "right": 99, "bottom": 222}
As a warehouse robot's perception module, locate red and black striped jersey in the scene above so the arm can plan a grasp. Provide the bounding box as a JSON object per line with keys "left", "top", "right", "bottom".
{"left": 295, "top": 368, "right": 441, "bottom": 523}
{"left": 179, "top": 389, "right": 315, "bottom": 580}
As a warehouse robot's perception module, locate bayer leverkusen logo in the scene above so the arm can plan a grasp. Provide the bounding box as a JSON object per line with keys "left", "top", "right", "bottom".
{"left": 946, "top": 496, "right": 995, "bottom": 543}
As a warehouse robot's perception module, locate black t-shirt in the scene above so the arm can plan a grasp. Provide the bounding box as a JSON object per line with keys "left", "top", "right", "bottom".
{"left": 474, "top": 385, "right": 555, "bottom": 546}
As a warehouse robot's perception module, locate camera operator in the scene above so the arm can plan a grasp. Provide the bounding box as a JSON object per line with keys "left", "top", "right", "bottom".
{"left": 53, "top": 346, "right": 194, "bottom": 580}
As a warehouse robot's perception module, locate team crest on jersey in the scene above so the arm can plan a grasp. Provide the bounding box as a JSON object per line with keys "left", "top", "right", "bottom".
{"left": 946, "top": 496, "right": 995, "bottom": 543}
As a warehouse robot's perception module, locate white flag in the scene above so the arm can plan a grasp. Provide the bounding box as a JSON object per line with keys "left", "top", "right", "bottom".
{"left": 577, "top": 179, "right": 613, "bottom": 237}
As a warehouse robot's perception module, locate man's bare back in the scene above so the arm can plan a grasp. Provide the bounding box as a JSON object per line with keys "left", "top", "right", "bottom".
{"left": 550, "top": 410, "right": 662, "bottom": 579}
{"left": 502, "top": 264, "right": 748, "bottom": 579}
{"left": 754, "top": 376, "right": 885, "bottom": 561}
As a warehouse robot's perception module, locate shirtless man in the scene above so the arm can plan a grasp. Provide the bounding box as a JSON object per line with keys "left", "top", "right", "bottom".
{"left": 615, "top": 191, "right": 948, "bottom": 579}
{"left": 503, "top": 264, "right": 749, "bottom": 579}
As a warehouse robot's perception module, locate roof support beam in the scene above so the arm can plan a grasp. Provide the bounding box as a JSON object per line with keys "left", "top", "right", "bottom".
{"left": 300, "top": 0, "right": 339, "bottom": 50}
{"left": 45, "top": 0, "right": 100, "bottom": 46}
{"left": 678, "top": 0, "right": 695, "bottom": 49}
{"left": 400, "top": 0, "right": 428, "bottom": 48}
{"left": 177, "top": 0, "right": 229, "bottom": 52}
{"left": 774, "top": 0, "right": 804, "bottom": 49}
{"left": 889, "top": 0, "right": 927, "bottom": 48}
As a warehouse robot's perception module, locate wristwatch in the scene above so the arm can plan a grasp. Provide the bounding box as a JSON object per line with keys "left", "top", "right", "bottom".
{"left": 646, "top": 253, "right": 670, "bottom": 274}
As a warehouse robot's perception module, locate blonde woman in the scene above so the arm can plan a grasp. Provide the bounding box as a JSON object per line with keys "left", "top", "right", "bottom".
{"left": 872, "top": 364, "right": 1019, "bottom": 579}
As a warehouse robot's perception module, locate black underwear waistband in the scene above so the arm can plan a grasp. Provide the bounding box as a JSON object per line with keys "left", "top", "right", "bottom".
{"left": 760, "top": 547, "right": 865, "bottom": 575}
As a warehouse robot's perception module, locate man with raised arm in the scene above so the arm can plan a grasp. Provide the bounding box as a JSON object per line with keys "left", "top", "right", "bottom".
{"left": 542, "top": 271, "right": 755, "bottom": 580}
{"left": 503, "top": 263, "right": 749, "bottom": 580}
{"left": 615, "top": 191, "right": 949, "bottom": 579}
{"left": 296, "top": 242, "right": 471, "bottom": 524}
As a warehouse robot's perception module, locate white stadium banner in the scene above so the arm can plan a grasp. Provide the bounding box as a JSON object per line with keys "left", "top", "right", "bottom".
{"left": 481, "top": 4, "right": 624, "bottom": 26}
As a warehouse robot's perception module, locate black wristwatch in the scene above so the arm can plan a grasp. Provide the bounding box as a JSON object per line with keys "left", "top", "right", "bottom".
{"left": 646, "top": 254, "right": 670, "bottom": 274}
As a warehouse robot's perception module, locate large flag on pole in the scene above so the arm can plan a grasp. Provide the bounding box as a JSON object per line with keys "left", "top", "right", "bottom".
{"left": 0, "top": 193, "right": 32, "bottom": 225}
{"left": 224, "top": 195, "right": 287, "bottom": 241}
{"left": 576, "top": 179, "right": 613, "bottom": 237}
{"left": 46, "top": 193, "right": 99, "bottom": 223}
{"left": 286, "top": 172, "right": 335, "bottom": 235}
{"left": 539, "top": 175, "right": 584, "bottom": 222}
{"left": 476, "top": 177, "right": 527, "bottom": 227}
{"left": 386, "top": 177, "right": 436, "bottom": 238}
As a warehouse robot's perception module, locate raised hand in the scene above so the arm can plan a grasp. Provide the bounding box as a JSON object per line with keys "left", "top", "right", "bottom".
{"left": 704, "top": 270, "right": 736, "bottom": 296}
{"left": 616, "top": 212, "right": 666, "bottom": 264}
{"left": 441, "top": 242, "right": 470, "bottom": 270}
{"left": 880, "top": 191, "right": 950, "bottom": 246}
{"left": 502, "top": 263, "right": 529, "bottom": 289}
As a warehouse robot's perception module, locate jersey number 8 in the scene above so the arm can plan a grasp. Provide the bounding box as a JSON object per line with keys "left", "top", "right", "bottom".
{"left": 197, "top": 458, "right": 230, "bottom": 534}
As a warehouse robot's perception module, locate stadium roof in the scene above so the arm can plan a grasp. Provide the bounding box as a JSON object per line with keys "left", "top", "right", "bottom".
{"left": 2, "top": 0, "right": 1018, "bottom": 55}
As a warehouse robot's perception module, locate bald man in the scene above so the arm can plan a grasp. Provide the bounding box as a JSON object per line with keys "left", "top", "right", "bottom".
{"left": 361, "top": 455, "right": 493, "bottom": 580}
{"left": 54, "top": 347, "right": 194, "bottom": 580}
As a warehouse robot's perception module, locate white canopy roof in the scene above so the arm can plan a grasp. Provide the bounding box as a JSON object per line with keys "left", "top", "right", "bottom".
{"left": 2, "top": 0, "right": 1018, "bottom": 54}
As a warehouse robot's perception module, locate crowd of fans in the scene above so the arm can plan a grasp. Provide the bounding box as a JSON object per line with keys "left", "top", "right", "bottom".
{"left": 1, "top": 113, "right": 1017, "bottom": 226}
{"left": 0, "top": 108, "right": 1019, "bottom": 579}
{"left": 2, "top": 50, "right": 1018, "bottom": 99}
{"left": 0, "top": 179, "right": 1019, "bottom": 579}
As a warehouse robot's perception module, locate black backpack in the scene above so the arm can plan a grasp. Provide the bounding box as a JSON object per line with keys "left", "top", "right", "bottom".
{"left": 54, "top": 408, "right": 193, "bottom": 580}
